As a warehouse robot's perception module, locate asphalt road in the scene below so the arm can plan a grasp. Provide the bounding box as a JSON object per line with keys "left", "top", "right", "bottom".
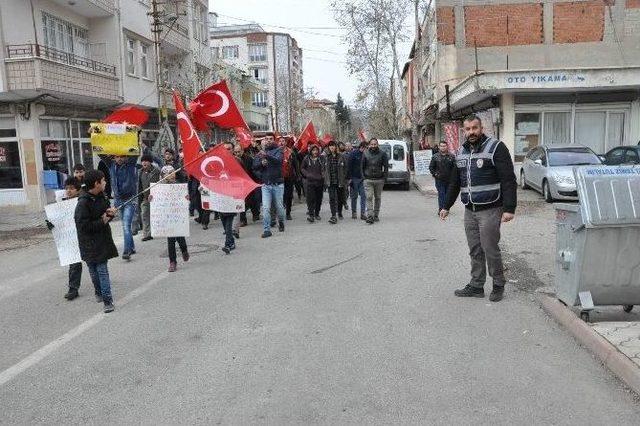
{"left": 1, "top": 187, "right": 639, "bottom": 424}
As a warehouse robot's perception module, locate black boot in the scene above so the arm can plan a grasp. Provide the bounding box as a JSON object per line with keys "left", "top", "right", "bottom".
{"left": 489, "top": 286, "right": 504, "bottom": 302}
{"left": 454, "top": 284, "right": 485, "bottom": 298}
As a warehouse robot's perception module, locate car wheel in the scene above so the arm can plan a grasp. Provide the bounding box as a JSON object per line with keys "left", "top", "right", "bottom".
{"left": 542, "top": 180, "right": 553, "bottom": 203}
{"left": 520, "top": 170, "right": 530, "bottom": 190}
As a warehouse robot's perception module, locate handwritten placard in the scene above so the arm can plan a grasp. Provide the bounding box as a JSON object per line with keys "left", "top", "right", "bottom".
{"left": 200, "top": 187, "right": 245, "bottom": 213}
{"left": 45, "top": 198, "right": 82, "bottom": 266}
{"left": 150, "top": 183, "right": 190, "bottom": 237}
{"left": 413, "top": 150, "right": 433, "bottom": 176}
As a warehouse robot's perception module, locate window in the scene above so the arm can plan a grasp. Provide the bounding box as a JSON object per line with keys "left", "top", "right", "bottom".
{"left": 515, "top": 113, "right": 540, "bottom": 161}
{"left": 40, "top": 119, "right": 70, "bottom": 175}
{"left": 251, "top": 92, "right": 268, "bottom": 107}
{"left": 222, "top": 45, "right": 239, "bottom": 59}
{"left": 140, "top": 43, "right": 150, "bottom": 78}
{"left": 252, "top": 67, "right": 267, "bottom": 84}
{"left": 0, "top": 117, "right": 22, "bottom": 189}
{"left": 575, "top": 112, "right": 606, "bottom": 154}
{"left": 126, "top": 37, "right": 136, "bottom": 75}
{"left": 212, "top": 47, "right": 219, "bottom": 59}
{"left": 192, "top": 4, "right": 207, "bottom": 41}
{"left": 606, "top": 148, "right": 626, "bottom": 165}
{"left": 393, "top": 144, "right": 405, "bottom": 161}
{"left": 249, "top": 44, "right": 267, "bottom": 62}
{"left": 543, "top": 112, "right": 570, "bottom": 145}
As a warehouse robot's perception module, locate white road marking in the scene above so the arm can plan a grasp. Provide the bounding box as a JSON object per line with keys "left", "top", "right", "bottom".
{"left": 0, "top": 272, "right": 168, "bottom": 387}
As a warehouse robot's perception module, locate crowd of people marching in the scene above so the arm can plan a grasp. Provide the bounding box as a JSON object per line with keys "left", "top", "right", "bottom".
{"left": 47, "top": 135, "right": 390, "bottom": 314}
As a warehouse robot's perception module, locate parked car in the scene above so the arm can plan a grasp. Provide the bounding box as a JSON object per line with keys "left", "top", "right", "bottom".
{"left": 602, "top": 145, "right": 640, "bottom": 165}
{"left": 520, "top": 145, "right": 602, "bottom": 202}
{"left": 378, "top": 140, "right": 410, "bottom": 190}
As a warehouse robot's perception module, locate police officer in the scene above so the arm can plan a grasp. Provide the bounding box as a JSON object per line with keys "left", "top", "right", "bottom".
{"left": 439, "top": 114, "right": 517, "bottom": 302}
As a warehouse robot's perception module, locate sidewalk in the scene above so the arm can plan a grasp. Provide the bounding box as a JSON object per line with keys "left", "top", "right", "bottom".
{"left": 411, "top": 173, "right": 437, "bottom": 195}
{"left": 0, "top": 211, "right": 46, "bottom": 233}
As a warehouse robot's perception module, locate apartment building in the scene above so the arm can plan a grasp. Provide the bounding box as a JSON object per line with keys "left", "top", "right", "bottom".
{"left": 0, "top": 0, "right": 213, "bottom": 211}
{"left": 404, "top": 0, "right": 640, "bottom": 161}
{"left": 209, "top": 15, "right": 304, "bottom": 134}
{"left": 303, "top": 98, "right": 337, "bottom": 137}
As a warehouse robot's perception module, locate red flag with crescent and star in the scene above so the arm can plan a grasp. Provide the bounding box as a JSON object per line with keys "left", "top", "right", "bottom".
{"left": 173, "top": 91, "right": 260, "bottom": 200}
{"left": 294, "top": 121, "right": 318, "bottom": 154}
{"left": 103, "top": 105, "right": 149, "bottom": 126}
{"left": 234, "top": 126, "right": 253, "bottom": 149}
{"left": 189, "top": 80, "right": 248, "bottom": 132}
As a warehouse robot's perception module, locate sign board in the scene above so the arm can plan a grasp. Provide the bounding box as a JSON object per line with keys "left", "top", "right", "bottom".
{"left": 90, "top": 122, "right": 140, "bottom": 156}
{"left": 150, "top": 183, "right": 190, "bottom": 237}
{"left": 44, "top": 198, "right": 82, "bottom": 266}
{"left": 200, "top": 187, "right": 245, "bottom": 213}
{"left": 413, "top": 150, "right": 432, "bottom": 176}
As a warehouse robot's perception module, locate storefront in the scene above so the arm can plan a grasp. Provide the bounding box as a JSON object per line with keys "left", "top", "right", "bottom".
{"left": 0, "top": 116, "right": 25, "bottom": 204}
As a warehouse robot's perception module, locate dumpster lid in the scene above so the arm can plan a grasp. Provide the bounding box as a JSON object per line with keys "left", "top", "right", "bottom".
{"left": 574, "top": 166, "right": 640, "bottom": 228}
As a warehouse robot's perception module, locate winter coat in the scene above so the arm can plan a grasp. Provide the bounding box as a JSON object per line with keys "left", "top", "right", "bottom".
{"left": 138, "top": 166, "right": 160, "bottom": 202}
{"left": 252, "top": 146, "right": 284, "bottom": 185}
{"left": 301, "top": 154, "right": 325, "bottom": 186}
{"left": 429, "top": 152, "right": 456, "bottom": 183}
{"left": 109, "top": 157, "right": 138, "bottom": 200}
{"left": 322, "top": 152, "right": 347, "bottom": 187}
{"left": 361, "top": 148, "right": 389, "bottom": 180}
{"left": 346, "top": 150, "right": 364, "bottom": 179}
{"left": 74, "top": 191, "right": 118, "bottom": 264}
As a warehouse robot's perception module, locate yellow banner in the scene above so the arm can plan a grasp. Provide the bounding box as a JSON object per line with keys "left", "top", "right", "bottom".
{"left": 90, "top": 123, "right": 140, "bottom": 156}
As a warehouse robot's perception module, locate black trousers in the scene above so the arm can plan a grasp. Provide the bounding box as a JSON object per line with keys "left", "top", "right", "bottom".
{"left": 68, "top": 262, "right": 83, "bottom": 291}
{"left": 168, "top": 237, "right": 188, "bottom": 263}
{"left": 328, "top": 184, "right": 343, "bottom": 216}
{"left": 220, "top": 213, "right": 235, "bottom": 248}
{"left": 294, "top": 179, "right": 304, "bottom": 199}
{"left": 306, "top": 182, "right": 324, "bottom": 216}
{"left": 200, "top": 209, "right": 211, "bottom": 226}
{"left": 284, "top": 178, "right": 295, "bottom": 215}
{"left": 338, "top": 186, "right": 347, "bottom": 211}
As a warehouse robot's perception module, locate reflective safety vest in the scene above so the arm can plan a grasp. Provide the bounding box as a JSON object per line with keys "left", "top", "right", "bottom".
{"left": 456, "top": 137, "right": 502, "bottom": 206}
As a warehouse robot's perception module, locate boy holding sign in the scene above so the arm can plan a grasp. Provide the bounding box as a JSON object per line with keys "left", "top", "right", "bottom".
{"left": 75, "top": 170, "right": 119, "bottom": 313}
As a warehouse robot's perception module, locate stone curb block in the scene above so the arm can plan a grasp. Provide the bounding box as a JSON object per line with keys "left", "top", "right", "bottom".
{"left": 538, "top": 294, "right": 640, "bottom": 395}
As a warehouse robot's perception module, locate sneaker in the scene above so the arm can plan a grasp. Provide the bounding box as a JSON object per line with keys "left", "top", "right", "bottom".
{"left": 64, "top": 289, "right": 78, "bottom": 301}
{"left": 202, "top": 224, "right": 208, "bottom": 230}
{"left": 194, "top": 217, "right": 202, "bottom": 223}
{"left": 232, "top": 230, "right": 240, "bottom": 239}
{"left": 338, "top": 213, "right": 344, "bottom": 220}
{"left": 454, "top": 284, "right": 485, "bottom": 298}
{"left": 168, "top": 261, "right": 177, "bottom": 272}
{"left": 329, "top": 216, "right": 338, "bottom": 224}
{"left": 240, "top": 219, "right": 248, "bottom": 227}
{"left": 373, "top": 216, "right": 380, "bottom": 222}
{"left": 261, "top": 231, "right": 272, "bottom": 238}
{"left": 229, "top": 243, "right": 236, "bottom": 251}
{"left": 270, "top": 221, "right": 276, "bottom": 228}
{"left": 278, "top": 222, "right": 285, "bottom": 232}
{"left": 360, "top": 213, "right": 367, "bottom": 221}
{"left": 366, "top": 217, "right": 374, "bottom": 224}
{"left": 103, "top": 302, "right": 115, "bottom": 313}
{"left": 315, "top": 215, "right": 321, "bottom": 221}
{"left": 221, "top": 246, "right": 231, "bottom": 254}
{"left": 122, "top": 251, "right": 131, "bottom": 261}
{"left": 307, "top": 216, "right": 315, "bottom": 223}
{"left": 141, "top": 236, "right": 153, "bottom": 242}
{"left": 95, "top": 294, "right": 103, "bottom": 303}
{"left": 489, "top": 286, "right": 505, "bottom": 302}
{"left": 286, "top": 213, "right": 292, "bottom": 221}
{"left": 352, "top": 212, "right": 357, "bottom": 219}
{"left": 252, "top": 214, "right": 260, "bottom": 222}
{"left": 182, "top": 251, "right": 190, "bottom": 262}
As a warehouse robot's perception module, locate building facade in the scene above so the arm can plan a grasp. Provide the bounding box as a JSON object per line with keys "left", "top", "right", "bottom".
{"left": 404, "top": 0, "right": 640, "bottom": 161}
{"left": 0, "top": 0, "right": 213, "bottom": 211}
{"left": 303, "top": 98, "right": 337, "bottom": 137}
{"left": 209, "top": 16, "right": 304, "bottom": 134}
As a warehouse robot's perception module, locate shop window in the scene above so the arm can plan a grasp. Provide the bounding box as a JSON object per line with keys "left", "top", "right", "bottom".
{"left": 514, "top": 113, "right": 540, "bottom": 161}
{"left": 575, "top": 112, "right": 606, "bottom": 154}
{"left": 607, "top": 112, "right": 625, "bottom": 151}
{"left": 41, "top": 140, "right": 70, "bottom": 174}
{"left": 0, "top": 141, "right": 23, "bottom": 189}
{"left": 543, "top": 112, "right": 570, "bottom": 145}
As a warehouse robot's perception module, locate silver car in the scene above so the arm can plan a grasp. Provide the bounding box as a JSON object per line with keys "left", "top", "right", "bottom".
{"left": 520, "top": 145, "right": 602, "bottom": 202}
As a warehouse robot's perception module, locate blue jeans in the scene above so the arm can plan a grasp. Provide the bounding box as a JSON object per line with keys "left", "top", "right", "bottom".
{"left": 350, "top": 178, "right": 366, "bottom": 214}
{"left": 435, "top": 180, "right": 448, "bottom": 211}
{"left": 87, "top": 261, "right": 113, "bottom": 304}
{"left": 115, "top": 199, "right": 135, "bottom": 254}
{"left": 261, "top": 184, "right": 285, "bottom": 232}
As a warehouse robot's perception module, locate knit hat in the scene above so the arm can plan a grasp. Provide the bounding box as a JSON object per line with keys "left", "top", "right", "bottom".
{"left": 161, "top": 165, "right": 175, "bottom": 177}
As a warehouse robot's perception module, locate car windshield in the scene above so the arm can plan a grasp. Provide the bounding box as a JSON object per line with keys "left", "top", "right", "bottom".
{"left": 379, "top": 144, "right": 391, "bottom": 158}
{"left": 547, "top": 149, "right": 601, "bottom": 167}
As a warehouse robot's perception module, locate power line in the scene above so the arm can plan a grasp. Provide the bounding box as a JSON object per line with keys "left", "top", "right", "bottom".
{"left": 215, "top": 13, "right": 344, "bottom": 38}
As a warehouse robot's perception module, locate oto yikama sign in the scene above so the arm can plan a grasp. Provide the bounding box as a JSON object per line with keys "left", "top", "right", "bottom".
{"left": 150, "top": 184, "right": 190, "bottom": 237}
{"left": 200, "top": 187, "right": 245, "bottom": 213}
{"left": 413, "top": 150, "right": 432, "bottom": 176}
{"left": 45, "top": 198, "right": 82, "bottom": 266}
{"left": 90, "top": 122, "right": 140, "bottom": 156}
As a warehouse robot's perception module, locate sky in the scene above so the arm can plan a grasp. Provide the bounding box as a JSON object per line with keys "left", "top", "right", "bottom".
{"left": 208, "top": 0, "right": 412, "bottom": 106}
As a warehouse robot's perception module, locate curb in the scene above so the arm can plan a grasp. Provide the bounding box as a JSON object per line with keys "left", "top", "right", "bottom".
{"left": 538, "top": 294, "right": 640, "bottom": 395}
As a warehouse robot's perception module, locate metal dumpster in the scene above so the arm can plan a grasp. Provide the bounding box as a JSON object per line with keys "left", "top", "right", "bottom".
{"left": 554, "top": 165, "right": 640, "bottom": 320}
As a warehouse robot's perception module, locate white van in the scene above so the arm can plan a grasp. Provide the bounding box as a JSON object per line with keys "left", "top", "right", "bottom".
{"left": 378, "top": 139, "right": 410, "bottom": 190}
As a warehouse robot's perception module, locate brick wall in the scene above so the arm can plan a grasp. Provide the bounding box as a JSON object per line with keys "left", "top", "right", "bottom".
{"left": 627, "top": 0, "right": 640, "bottom": 8}
{"left": 464, "top": 4, "right": 543, "bottom": 47}
{"left": 554, "top": 1, "right": 605, "bottom": 43}
{"left": 436, "top": 7, "right": 456, "bottom": 45}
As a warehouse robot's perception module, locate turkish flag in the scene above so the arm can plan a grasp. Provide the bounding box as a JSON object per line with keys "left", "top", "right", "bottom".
{"left": 189, "top": 80, "right": 248, "bottom": 131}
{"left": 104, "top": 106, "right": 149, "bottom": 126}
{"left": 294, "top": 121, "right": 318, "bottom": 154}
{"left": 173, "top": 91, "right": 202, "bottom": 167}
{"left": 234, "top": 126, "right": 253, "bottom": 149}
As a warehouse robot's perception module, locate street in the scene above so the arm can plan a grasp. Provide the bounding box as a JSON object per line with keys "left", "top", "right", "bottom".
{"left": 1, "top": 187, "right": 640, "bottom": 424}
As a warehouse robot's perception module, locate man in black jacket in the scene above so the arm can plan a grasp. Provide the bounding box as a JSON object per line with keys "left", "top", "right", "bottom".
{"left": 361, "top": 138, "right": 389, "bottom": 224}
{"left": 429, "top": 141, "right": 456, "bottom": 214}
{"left": 440, "top": 115, "right": 517, "bottom": 302}
{"left": 74, "top": 170, "right": 119, "bottom": 313}
{"left": 323, "top": 141, "right": 347, "bottom": 223}
{"left": 301, "top": 145, "right": 325, "bottom": 223}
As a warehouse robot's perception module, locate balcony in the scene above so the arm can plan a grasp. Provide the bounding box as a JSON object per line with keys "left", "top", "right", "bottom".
{"left": 243, "top": 105, "right": 270, "bottom": 130}
{"left": 162, "top": 20, "right": 190, "bottom": 54}
{"left": 49, "top": 0, "right": 116, "bottom": 17}
{"left": 4, "top": 44, "right": 120, "bottom": 103}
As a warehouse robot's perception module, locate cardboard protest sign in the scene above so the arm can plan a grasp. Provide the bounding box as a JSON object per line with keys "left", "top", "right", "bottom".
{"left": 413, "top": 150, "right": 433, "bottom": 176}
{"left": 90, "top": 122, "right": 140, "bottom": 156}
{"left": 200, "top": 187, "right": 245, "bottom": 213}
{"left": 150, "top": 183, "right": 190, "bottom": 237}
{"left": 44, "top": 198, "right": 82, "bottom": 266}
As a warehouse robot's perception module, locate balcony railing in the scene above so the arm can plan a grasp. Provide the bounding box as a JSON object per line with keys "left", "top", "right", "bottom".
{"left": 6, "top": 44, "right": 116, "bottom": 76}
